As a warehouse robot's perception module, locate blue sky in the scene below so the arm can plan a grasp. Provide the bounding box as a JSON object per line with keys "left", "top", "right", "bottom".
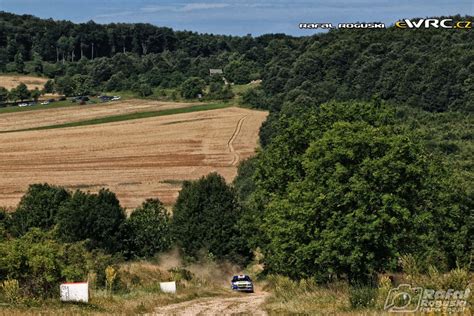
{"left": 1, "top": 0, "right": 472, "bottom": 35}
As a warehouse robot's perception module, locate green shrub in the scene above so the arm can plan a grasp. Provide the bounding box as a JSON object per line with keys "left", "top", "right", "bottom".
{"left": 57, "top": 189, "right": 126, "bottom": 253}
{"left": 0, "top": 229, "right": 89, "bottom": 298}
{"left": 349, "top": 285, "right": 377, "bottom": 309}
{"left": 172, "top": 173, "right": 251, "bottom": 264}
{"left": 120, "top": 198, "right": 172, "bottom": 259}
{"left": 180, "top": 77, "right": 206, "bottom": 99}
{"left": 9, "top": 183, "right": 70, "bottom": 237}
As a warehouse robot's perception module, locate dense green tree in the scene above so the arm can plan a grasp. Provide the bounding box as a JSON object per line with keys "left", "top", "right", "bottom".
{"left": 0, "top": 208, "right": 8, "bottom": 241}
{"left": 180, "top": 77, "right": 206, "bottom": 99}
{"left": 134, "top": 83, "right": 153, "bottom": 97}
{"left": 9, "top": 183, "right": 70, "bottom": 236}
{"left": 72, "top": 74, "right": 95, "bottom": 96}
{"left": 172, "top": 173, "right": 250, "bottom": 264}
{"left": 121, "top": 199, "right": 172, "bottom": 258}
{"left": 105, "top": 71, "right": 127, "bottom": 91}
{"left": 42, "top": 62, "right": 65, "bottom": 78}
{"left": 54, "top": 76, "right": 75, "bottom": 96}
{"left": 57, "top": 189, "right": 126, "bottom": 252}
{"left": 233, "top": 157, "right": 258, "bottom": 206}
{"left": 260, "top": 121, "right": 442, "bottom": 282}
{"left": 241, "top": 86, "right": 268, "bottom": 109}
{"left": 224, "top": 59, "right": 257, "bottom": 84}
{"left": 7, "top": 87, "right": 18, "bottom": 102}
{"left": 0, "top": 86, "right": 8, "bottom": 104}
{"left": 14, "top": 52, "right": 25, "bottom": 73}
{"left": 31, "top": 87, "right": 41, "bottom": 102}
{"left": 14, "top": 83, "right": 30, "bottom": 101}
{"left": 244, "top": 100, "right": 472, "bottom": 282}
{"left": 43, "top": 79, "right": 54, "bottom": 93}
{"left": 31, "top": 52, "right": 43, "bottom": 74}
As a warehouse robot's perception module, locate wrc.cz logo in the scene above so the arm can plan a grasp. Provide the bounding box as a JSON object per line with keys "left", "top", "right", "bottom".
{"left": 395, "top": 18, "right": 472, "bottom": 29}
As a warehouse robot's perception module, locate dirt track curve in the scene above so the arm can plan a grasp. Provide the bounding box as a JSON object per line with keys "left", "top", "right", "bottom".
{"left": 153, "top": 292, "right": 269, "bottom": 316}
{"left": 228, "top": 115, "right": 248, "bottom": 166}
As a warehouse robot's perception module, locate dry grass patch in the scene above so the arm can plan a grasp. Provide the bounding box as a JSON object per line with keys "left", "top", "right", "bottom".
{"left": 0, "top": 75, "right": 48, "bottom": 90}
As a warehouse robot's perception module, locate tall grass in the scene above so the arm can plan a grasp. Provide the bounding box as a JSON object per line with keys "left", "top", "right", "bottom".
{"left": 399, "top": 254, "right": 472, "bottom": 290}
{"left": 263, "top": 275, "right": 352, "bottom": 314}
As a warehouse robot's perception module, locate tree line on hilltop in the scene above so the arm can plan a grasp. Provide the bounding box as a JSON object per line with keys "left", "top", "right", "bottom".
{"left": 0, "top": 12, "right": 472, "bottom": 112}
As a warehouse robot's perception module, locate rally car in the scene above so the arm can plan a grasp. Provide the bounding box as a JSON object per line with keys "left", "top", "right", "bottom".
{"left": 231, "top": 275, "right": 254, "bottom": 293}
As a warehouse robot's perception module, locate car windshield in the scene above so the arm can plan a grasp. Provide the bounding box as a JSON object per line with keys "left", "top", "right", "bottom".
{"left": 232, "top": 275, "right": 251, "bottom": 282}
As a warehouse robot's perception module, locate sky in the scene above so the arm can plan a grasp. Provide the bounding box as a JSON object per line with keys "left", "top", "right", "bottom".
{"left": 0, "top": 0, "right": 472, "bottom": 36}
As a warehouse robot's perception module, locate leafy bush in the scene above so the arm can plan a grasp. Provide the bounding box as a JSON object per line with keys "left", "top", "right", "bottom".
{"left": 241, "top": 87, "right": 268, "bottom": 109}
{"left": 57, "top": 189, "right": 126, "bottom": 252}
{"left": 121, "top": 198, "right": 172, "bottom": 259}
{"left": 43, "top": 80, "right": 54, "bottom": 93}
{"left": 0, "top": 229, "right": 89, "bottom": 298}
{"left": 172, "top": 173, "right": 250, "bottom": 264}
{"left": 134, "top": 83, "right": 153, "bottom": 97}
{"left": 105, "top": 71, "right": 128, "bottom": 91}
{"left": 180, "top": 77, "right": 206, "bottom": 99}
{"left": 9, "top": 183, "right": 70, "bottom": 237}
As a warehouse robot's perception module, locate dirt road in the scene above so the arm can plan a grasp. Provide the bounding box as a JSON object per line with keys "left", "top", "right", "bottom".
{"left": 154, "top": 292, "right": 269, "bottom": 315}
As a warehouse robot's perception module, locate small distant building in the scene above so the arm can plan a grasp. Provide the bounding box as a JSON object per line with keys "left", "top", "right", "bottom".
{"left": 209, "top": 68, "right": 223, "bottom": 76}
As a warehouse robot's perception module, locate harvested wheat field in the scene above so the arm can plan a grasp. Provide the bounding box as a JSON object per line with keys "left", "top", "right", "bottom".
{"left": 0, "top": 75, "right": 49, "bottom": 90}
{"left": 0, "top": 106, "right": 267, "bottom": 210}
{"left": 0, "top": 99, "right": 201, "bottom": 132}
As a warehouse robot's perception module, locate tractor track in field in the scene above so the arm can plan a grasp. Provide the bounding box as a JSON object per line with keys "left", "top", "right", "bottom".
{"left": 228, "top": 115, "right": 248, "bottom": 166}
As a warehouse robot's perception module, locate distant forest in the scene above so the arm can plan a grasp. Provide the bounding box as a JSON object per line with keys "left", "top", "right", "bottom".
{"left": 0, "top": 12, "right": 472, "bottom": 113}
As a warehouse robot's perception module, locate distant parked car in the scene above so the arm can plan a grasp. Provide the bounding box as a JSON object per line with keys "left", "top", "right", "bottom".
{"left": 71, "top": 96, "right": 90, "bottom": 103}
{"left": 231, "top": 275, "right": 254, "bottom": 293}
{"left": 99, "top": 95, "right": 114, "bottom": 102}
{"left": 18, "top": 103, "right": 28, "bottom": 107}
{"left": 41, "top": 101, "right": 50, "bottom": 105}
{"left": 112, "top": 96, "right": 121, "bottom": 101}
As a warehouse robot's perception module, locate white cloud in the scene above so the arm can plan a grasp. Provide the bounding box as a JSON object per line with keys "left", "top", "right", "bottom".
{"left": 181, "top": 3, "right": 230, "bottom": 12}
{"left": 140, "top": 5, "right": 177, "bottom": 13}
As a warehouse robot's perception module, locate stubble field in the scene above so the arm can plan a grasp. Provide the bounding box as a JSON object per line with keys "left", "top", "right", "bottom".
{"left": 0, "top": 74, "right": 49, "bottom": 90}
{"left": 0, "top": 105, "right": 267, "bottom": 210}
{"left": 0, "top": 99, "right": 203, "bottom": 132}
